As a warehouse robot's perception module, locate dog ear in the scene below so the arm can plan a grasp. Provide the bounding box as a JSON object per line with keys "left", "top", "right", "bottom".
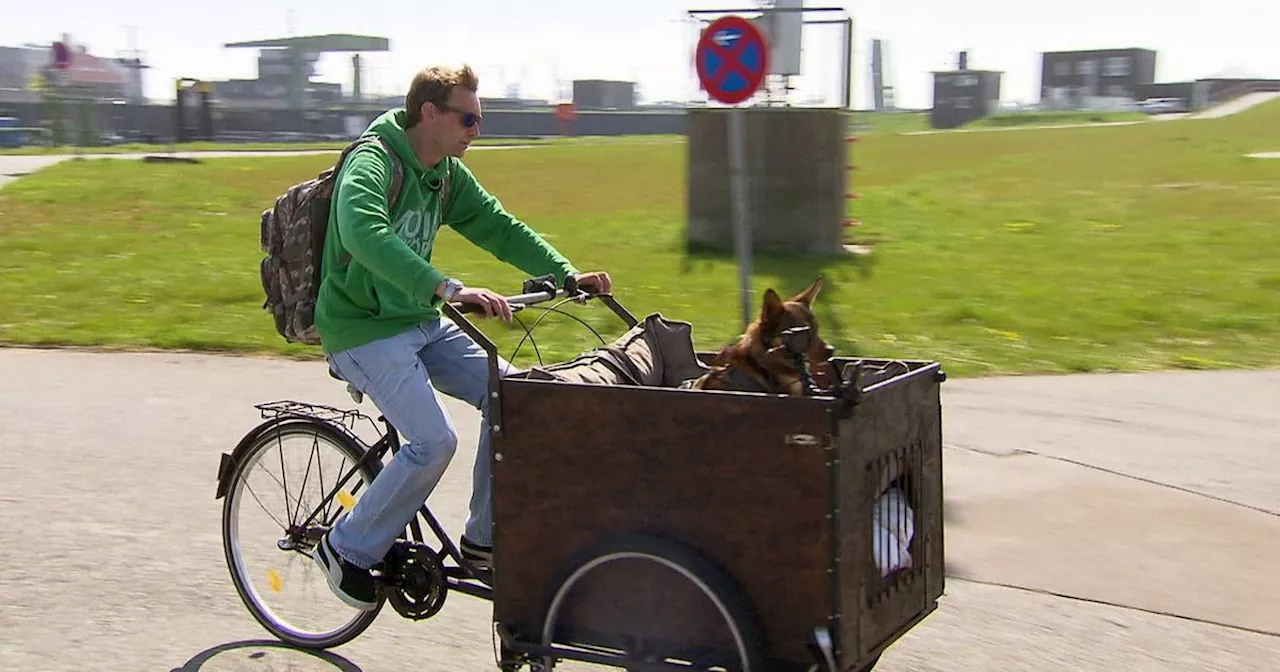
{"left": 760, "top": 288, "right": 785, "bottom": 327}
{"left": 790, "top": 276, "right": 823, "bottom": 306}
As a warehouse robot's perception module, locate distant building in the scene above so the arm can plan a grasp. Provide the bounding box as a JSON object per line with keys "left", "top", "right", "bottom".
{"left": 0, "top": 46, "right": 47, "bottom": 102}
{"left": 1039, "top": 48, "right": 1157, "bottom": 108}
{"left": 931, "top": 59, "right": 1002, "bottom": 129}
{"left": 209, "top": 48, "right": 347, "bottom": 109}
{"left": 0, "top": 41, "right": 138, "bottom": 104}
{"left": 572, "top": 80, "right": 635, "bottom": 111}
{"left": 215, "top": 34, "right": 391, "bottom": 110}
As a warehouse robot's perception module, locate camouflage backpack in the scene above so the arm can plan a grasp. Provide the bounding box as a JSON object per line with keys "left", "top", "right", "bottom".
{"left": 259, "top": 135, "right": 441, "bottom": 346}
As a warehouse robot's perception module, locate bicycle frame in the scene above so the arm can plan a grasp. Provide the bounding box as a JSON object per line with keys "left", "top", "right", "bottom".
{"left": 216, "top": 282, "right": 642, "bottom": 610}
{"left": 277, "top": 409, "right": 497, "bottom": 601}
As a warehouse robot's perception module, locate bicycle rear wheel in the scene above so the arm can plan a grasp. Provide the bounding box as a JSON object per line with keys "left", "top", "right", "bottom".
{"left": 221, "top": 418, "right": 384, "bottom": 649}
{"left": 538, "top": 533, "right": 766, "bottom": 671}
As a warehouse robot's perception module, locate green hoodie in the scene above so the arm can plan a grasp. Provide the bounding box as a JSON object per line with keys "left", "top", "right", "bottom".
{"left": 314, "top": 108, "right": 580, "bottom": 354}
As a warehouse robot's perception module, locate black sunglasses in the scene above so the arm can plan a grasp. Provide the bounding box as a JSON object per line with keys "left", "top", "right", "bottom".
{"left": 437, "top": 102, "right": 481, "bottom": 128}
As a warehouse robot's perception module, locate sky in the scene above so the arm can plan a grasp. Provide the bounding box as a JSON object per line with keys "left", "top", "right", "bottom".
{"left": 3, "top": 0, "right": 1277, "bottom": 110}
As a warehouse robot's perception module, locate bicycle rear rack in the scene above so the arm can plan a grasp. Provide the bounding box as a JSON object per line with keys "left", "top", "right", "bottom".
{"left": 255, "top": 400, "right": 381, "bottom": 437}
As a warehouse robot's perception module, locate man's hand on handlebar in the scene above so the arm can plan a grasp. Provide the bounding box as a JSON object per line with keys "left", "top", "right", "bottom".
{"left": 442, "top": 272, "right": 612, "bottom": 319}
{"left": 453, "top": 287, "right": 514, "bottom": 322}
{"left": 569, "top": 271, "right": 612, "bottom": 302}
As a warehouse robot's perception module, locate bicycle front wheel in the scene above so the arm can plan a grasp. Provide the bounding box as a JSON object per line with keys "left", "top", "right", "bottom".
{"left": 221, "top": 418, "right": 384, "bottom": 649}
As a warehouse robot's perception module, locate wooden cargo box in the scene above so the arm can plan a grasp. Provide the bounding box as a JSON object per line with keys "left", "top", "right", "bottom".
{"left": 489, "top": 349, "right": 945, "bottom": 671}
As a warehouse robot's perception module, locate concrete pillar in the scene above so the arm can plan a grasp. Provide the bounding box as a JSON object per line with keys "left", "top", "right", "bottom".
{"left": 289, "top": 48, "right": 305, "bottom": 111}
{"left": 352, "top": 54, "right": 363, "bottom": 104}
{"left": 686, "top": 107, "right": 848, "bottom": 257}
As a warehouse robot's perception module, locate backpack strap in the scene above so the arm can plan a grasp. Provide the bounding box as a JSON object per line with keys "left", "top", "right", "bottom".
{"left": 332, "top": 136, "right": 404, "bottom": 270}
{"left": 336, "top": 135, "right": 403, "bottom": 207}
{"left": 372, "top": 136, "right": 405, "bottom": 210}
{"left": 440, "top": 157, "right": 452, "bottom": 220}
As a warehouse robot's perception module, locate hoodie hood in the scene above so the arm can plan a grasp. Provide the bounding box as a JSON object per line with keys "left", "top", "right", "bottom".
{"left": 315, "top": 106, "right": 580, "bottom": 355}
{"left": 363, "top": 108, "right": 451, "bottom": 186}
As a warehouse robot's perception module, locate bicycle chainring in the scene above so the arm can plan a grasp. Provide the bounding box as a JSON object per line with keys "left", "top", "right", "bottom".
{"left": 383, "top": 543, "right": 448, "bottom": 620}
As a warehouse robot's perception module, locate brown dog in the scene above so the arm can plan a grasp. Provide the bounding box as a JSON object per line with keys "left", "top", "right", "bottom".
{"left": 688, "top": 277, "right": 836, "bottom": 395}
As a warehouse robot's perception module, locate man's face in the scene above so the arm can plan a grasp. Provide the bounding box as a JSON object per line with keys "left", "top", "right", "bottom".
{"left": 426, "top": 88, "right": 482, "bottom": 158}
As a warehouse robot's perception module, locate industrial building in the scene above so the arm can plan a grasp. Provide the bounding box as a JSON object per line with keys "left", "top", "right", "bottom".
{"left": 1039, "top": 48, "right": 1157, "bottom": 108}
{"left": 572, "top": 80, "right": 636, "bottom": 110}
{"left": 215, "top": 34, "right": 389, "bottom": 110}
{"left": 209, "top": 48, "right": 343, "bottom": 109}
{"left": 930, "top": 52, "right": 1002, "bottom": 129}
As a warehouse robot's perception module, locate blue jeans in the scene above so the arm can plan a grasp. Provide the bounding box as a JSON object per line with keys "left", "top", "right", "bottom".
{"left": 324, "top": 317, "right": 513, "bottom": 569}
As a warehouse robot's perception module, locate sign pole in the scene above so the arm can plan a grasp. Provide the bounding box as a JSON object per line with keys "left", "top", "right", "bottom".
{"left": 49, "top": 41, "right": 71, "bottom": 151}
{"left": 694, "top": 14, "right": 770, "bottom": 330}
{"left": 727, "top": 106, "right": 752, "bottom": 329}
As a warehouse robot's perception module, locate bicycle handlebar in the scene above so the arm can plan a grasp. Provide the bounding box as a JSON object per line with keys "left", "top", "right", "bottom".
{"left": 438, "top": 276, "right": 636, "bottom": 440}
{"left": 445, "top": 274, "right": 601, "bottom": 316}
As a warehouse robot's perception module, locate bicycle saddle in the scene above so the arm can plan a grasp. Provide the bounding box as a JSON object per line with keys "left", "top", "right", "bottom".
{"left": 328, "top": 364, "right": 365, "bottom": 404}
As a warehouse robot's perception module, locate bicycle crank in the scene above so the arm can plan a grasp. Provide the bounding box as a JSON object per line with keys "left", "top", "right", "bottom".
{"left": 382, "top": 541, "right": 448, "bottom": 620}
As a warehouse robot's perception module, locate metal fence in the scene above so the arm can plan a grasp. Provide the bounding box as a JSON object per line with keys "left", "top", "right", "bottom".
{"left": 0, "top": 100, "right": 690, "bottom": 147}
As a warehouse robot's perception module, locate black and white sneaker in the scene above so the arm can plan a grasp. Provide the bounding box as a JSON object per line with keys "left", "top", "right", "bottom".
{"left": 312, "top": 532, "right": 379, "bottom": 611}
{"left": 460, "top": 536, "right": 493, "bottom": 572}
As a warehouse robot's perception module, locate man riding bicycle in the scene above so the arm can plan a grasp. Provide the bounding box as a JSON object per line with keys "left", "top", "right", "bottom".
{"left": 310, "top": 63, "right": 611, "bottom": 611}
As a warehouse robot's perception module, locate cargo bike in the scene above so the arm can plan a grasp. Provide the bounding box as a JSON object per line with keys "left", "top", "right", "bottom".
{"left": 215, "top": 276, "right": 946, "bottom": 671}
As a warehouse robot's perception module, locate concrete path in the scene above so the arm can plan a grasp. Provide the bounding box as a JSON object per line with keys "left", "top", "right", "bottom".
{"left": 900, "top": 120, "right": 1146, "bottom": 136}
{"left": 1192, "top": 91, "right": 1280, "bottom": 119}
{"left": 892, "top": 89, "right": 1280, "bottom": 137}
{"left": 0, "top": 146, "right": 533, "bottom": 191}
{"left": 1, "top": 347, "right": 1277, "bottom": 671}
{"left": 0, "top": 154, "right": 70, "bottom": 190}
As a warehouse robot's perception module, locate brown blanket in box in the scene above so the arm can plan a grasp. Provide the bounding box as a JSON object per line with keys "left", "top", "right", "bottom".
{"left": 520, "top": 313, "right": 711, "bottom": 388}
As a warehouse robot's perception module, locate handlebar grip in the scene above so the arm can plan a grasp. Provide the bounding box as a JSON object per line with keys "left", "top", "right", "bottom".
{"left": 451, "top": 301, "right": 486, "bottom": 314}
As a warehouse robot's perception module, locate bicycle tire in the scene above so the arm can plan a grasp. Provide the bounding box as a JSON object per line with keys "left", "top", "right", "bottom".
{"left": 538, "top": 532, "right": 767, "bottom": 671}
{"left": 220, "top": 418, "right": 385, "bottom": 649}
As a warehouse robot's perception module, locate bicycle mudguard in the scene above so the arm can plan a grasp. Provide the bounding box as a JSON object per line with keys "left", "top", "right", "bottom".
{"left": 214, "top": 415, "right": 366, "bottom": 500}
{"left": 215, "top": 417, "right": 286, "bottom": 500}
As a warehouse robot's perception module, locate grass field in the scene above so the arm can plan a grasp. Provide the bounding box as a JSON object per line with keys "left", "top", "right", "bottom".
{"left": 2, "top": 102, "right": 1278, "bottom": 377}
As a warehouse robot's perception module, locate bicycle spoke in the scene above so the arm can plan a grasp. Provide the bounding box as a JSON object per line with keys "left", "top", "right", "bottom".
{"left": 291, "top": 433, "right": 321, "bottom": 528}
{"left": 275, "top": 431, "right": 293, "bottom": 525}
{"left": 223, "top": 422, "right": 383, "bottom": 647}
{"left": 247, "top": 433, "right": 341, "bottom": 534}
{"left": 307, "top": 457, "right": 370, "bottom": 529}
{"left": 322, "top": 456, "right": 362, "bottom": 528}
{"left": 316, "top": 449, "right": 331, "bottom": 523}
{"left": 239, "top": 477, "right": 289, "bottom": 531}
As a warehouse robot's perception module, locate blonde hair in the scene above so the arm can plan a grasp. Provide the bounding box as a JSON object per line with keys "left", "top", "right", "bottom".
{"left": 404, "top": 64, "right": 479, "bottom": 127}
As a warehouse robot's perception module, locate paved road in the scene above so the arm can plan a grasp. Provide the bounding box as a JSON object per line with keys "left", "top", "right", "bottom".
{"left": 0, "top": 146, "right": 534, "bottom": 191}
{"left": 1192, "top": 91, "right": 1280, "bottom": 120}
{"left": 0, "top": 154, "right": 69, "bottom": 190}
{"left": 900, "top": 120, "right": 1147, "bottom": 136}
{"left": 890, "top": 90, "right": 1280, "bottom": 137}
{"left": 1, "top": 346, "right": 1277, "bottom": 671}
